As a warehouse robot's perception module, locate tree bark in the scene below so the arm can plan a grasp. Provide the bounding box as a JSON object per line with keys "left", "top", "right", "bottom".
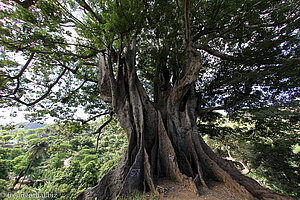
{"left": 76, "top": 46, "right": 291, "bottom": 200}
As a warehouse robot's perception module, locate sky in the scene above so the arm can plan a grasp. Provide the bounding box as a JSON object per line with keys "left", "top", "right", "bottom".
{"left": 0, "top": 108, "right": 26, "bottom": 125}
{"left": 0, "top": 105, "right": 227, "bottom": 126}
{"left": 0, "top": 107, "right": 54, "bottom": 125}
{"left": 0, "top": 107, "right": 89, "bottom": 126}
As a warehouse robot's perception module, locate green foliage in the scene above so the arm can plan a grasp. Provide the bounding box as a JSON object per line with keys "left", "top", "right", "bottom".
{"left": 0, "top": 179, "right": 9, "bottom": 194}
{"left": 78, "top": 161, "right": 98, "bottom": 190}
{"left": 24, "top": 134, "right": 38, "bottom": 141}
{"left": 47, "top": 153, "right": 66, "bottom": 170}
{"left": 13, "top": 155, "right": 30, "bottom": 173}
{"left": 0, "top": 160, "right": 10, "bottom": 179}
{"left": 0, "top": 134, "right": 13, "bottom": 143}
{"left": 0, "top": 0, "right": 298, "bottom": 198}
{"left": 0, "top": 0, "right": 298, "bottom": 120}
{"left": 0, "top": 118, "right": 127, "bottom": 199}
{"left": 199, "top": 106, "right": 300, "bottom": 198}
{"left": 0, "top": 108, "right": 298, "bottom": 198}
{"left": 0, "top": 147, "right": 23, "bottom": 160}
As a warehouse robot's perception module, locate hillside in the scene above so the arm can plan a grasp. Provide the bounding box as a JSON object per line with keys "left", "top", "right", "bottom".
{"left": 0, "top": 112, "right": 298, "bottom": 200}
{"left": 17, "top": 122, "right": 48, "bottom": 130}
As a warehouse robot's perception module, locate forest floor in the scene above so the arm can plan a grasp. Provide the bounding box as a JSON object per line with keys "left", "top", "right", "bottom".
{"left": 154, "top": 178, "right": 241, "bottom": 200}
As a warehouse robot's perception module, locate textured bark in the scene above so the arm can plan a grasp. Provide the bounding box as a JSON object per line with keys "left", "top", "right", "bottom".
{"left": 76, "top": 46, "right": 291, "bottom": 200}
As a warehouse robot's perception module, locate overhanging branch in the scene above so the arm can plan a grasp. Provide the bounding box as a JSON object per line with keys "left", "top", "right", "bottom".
{"left": 12, "top": 0, "right": 37, "bottom": 8}
{"left": 198, "top": 80, "right": 253, "bottom": 114}
{"left": 77, "top": 0, "right": 104, "bottom": 24}
{"left": 61, "top": 80, "right": 88, "bottom": 103}
{"left": 194, "top": 44, "right": 285, "bottom": 65}
{"left": 75, "top": 112, "right": 110, "bottom": 125}
{"left": 36, "top": 49, "right": 104, "bottom": 59}
{"left": 58, "top": 61, "right": 79, "bottom": 74}
{"left": 0, "top": 53, "right": 35, "bottom": 97}
{"left": 10, "top": 53, "right": 35, "bottom": 80}
{"left": 11, "top": 68, "right": 67, "bottom": 106}
{"left": 244, "top": 12, "right": 300, "bottom": 29}
{"left": 94, "top": 111, "right": 114, "bottom": 153}
{"left": 194, "top": 44, "right": 241, "bottom": 62}
{"left": 0, "top": 39, "right": 104, "bottom": 59}
{"left": 53, "top": 0, "right": 86, "bottom": 27}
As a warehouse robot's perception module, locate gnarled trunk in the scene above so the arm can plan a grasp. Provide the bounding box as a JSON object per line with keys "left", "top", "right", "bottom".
{"left": 76, "top": 45, "right": 291, "bottom": 200}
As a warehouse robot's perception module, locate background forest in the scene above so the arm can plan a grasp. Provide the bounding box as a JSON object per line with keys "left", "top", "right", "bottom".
{"left": 0, "top": 106, "right": 299, "bottom": 200}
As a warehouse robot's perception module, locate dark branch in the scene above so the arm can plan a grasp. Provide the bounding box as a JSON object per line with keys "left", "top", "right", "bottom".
{"left": 198, "top": 81, "right": 253, "bottom": 114}
{"left": 11, "top": 68, "right": 67, "bottom": 106}
{"left": 77, "top": 0, "right": 104, "bottom": 24}
{"left": 36, "top": 49, "right": 104, "bottom": 59}
{"left": 11, "top": 53, "right": 35, "bottom": 80}
{"left": 0, "top": 53, "right": 35, "bottom": 97}
{"left": 198, "top": 101, "right": 237, "bottom": 114}
{"left": 75, "top": 112, "right": 110, "bottom": 125}
{"left": 184, "top": 0, "right": 191, "bottom": 49}
{"left": 194, "top": 44, "right": 240, "bottom": 62}
{"left": 192, "top": 28, "right": 219, "bottom": 42}
{"left": 0, "top": 39, "right": 105, "bottom": 59}
{"left": 0, "top": 40, "right": 31, "bottom": 53}
{"left": 244, "top": 12, "right": 300, "bottom": 29}
{"left": 94, "top": 111, "right": 114, "bottom": 153}
{"left": 58, "top": 61, "right": 79, "bottom": 74}
{"left": 51, "top": 42, "right": 100, "bottom": 51}
{"left": 53, "top": 0, "right": 86, "bottom": 27}
{"left": 194, "top": 44, "right": 285, "bottom": 65}
{"left": 212, "top": 22, "right": 244, "bottom": 40}
{"left": 12, "top": 0, "right": 37, "bottom": 8}
{"left": 61, "top": 80, "right": 88, "bottom": 103}
{"left": 211, "top": 0, "right": 224, "bottom": 24}
{"left": 82, "top": 62, "right": 97, "bottom": 66}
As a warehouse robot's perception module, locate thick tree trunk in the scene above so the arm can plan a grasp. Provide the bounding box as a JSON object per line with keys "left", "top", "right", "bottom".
{"left": 76, "top": 46, "right": 291, "bottom": 200}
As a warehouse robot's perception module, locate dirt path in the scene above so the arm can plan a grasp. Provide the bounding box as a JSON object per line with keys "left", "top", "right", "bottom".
{"left": 155, "top": 179, "right": 242, "bottom": 200}
{"left": 63, "top": 150, "right": 78, "bottom": 168}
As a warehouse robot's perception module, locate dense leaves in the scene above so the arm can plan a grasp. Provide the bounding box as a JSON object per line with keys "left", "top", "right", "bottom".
{"left": 0, "top": 0, "right": 298, "bottom": 121}
{"left": 0, "top": 117, "right": 127, "bottom": 200}
{"left": 199, "top": 106, "right": 300, "bottom": 198}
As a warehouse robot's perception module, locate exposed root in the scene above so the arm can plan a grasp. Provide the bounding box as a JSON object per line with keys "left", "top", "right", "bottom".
{"left": 143, "top": 149, "right": 158, "bottom": 195}
{"left": 197, "top": 135, "right": 293, "bottom": 200}
{"left": 76, "top": 91, "right": 291, "bottom": 200}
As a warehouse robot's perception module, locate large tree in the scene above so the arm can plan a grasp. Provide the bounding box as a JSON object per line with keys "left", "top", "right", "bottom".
{"left": 0, "top": 0, "right": 299, "bottom": 199}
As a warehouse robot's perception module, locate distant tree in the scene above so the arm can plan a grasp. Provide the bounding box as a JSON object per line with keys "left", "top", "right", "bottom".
{"left": 78, "top": 161, "right": 98, "bottom": 190}
{"left": 11, "top": 141, "right": 48, "bottom": 190}
{"left": 0, "top": 159, "right": 10, "bottom": 179}
{"left": 48, "top": 153, "right": 65, "bottom": 170}
{"left": 15, "top": 130, "right": 25, "bottom": 142}
{"left": 0, "top": 0, "right": 298, "bottom": 199}
{"left": 0, "top": 135, "right": 13, "bottom": 143}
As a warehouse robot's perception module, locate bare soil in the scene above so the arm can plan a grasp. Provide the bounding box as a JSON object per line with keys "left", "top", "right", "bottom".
{"left": 155, "top": 178, "right": 242, "bottom": 200}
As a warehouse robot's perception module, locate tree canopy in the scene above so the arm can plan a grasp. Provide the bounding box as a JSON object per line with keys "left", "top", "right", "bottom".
{"left": 0, "top": 0, "right": 299, "bottom": 199}
{"left": 0, "top": 0, "right": 298, "bottom": 122}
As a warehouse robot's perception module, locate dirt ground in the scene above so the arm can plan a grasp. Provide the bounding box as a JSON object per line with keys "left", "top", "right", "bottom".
{"left": 155, "top": 178, "right": 242, "bottom": 200}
